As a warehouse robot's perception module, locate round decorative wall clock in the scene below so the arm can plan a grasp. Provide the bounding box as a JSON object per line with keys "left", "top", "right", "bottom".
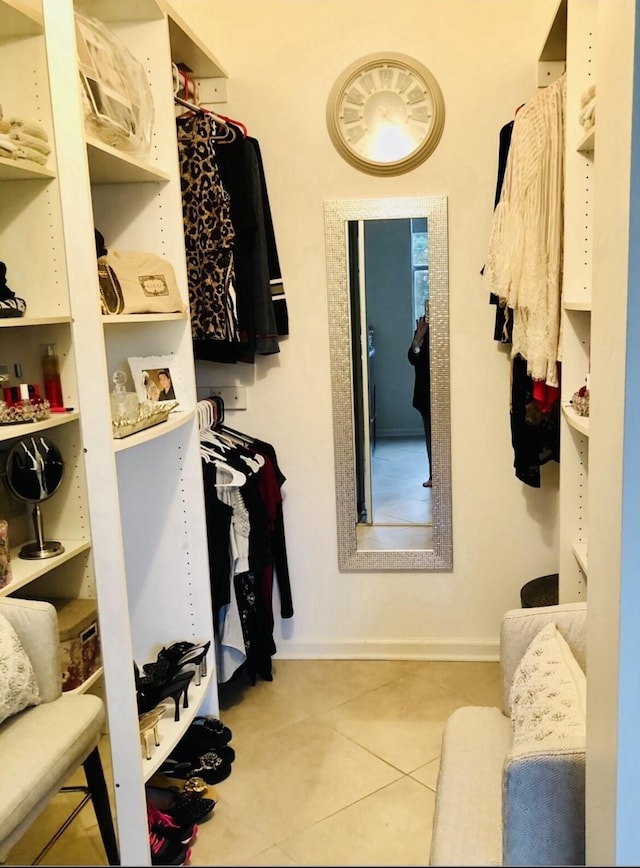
{"left": 326, "top": 52, "right": 446, "bottom": 176}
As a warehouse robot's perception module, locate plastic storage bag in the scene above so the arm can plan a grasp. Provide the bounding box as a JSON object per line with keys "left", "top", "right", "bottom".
{"left": 75, "top": 10, "right": 154, "bottom": 158}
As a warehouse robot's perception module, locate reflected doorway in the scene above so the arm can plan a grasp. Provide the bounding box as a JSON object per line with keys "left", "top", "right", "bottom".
{"left": 350, "top": 217, "right": 432, "bottom": 529}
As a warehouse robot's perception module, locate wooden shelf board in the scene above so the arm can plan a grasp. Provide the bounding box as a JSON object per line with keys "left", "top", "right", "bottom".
{"left": 0, "top": 539, "right": 91, "bottom": 596}
{"left": 572, "top": 541, "right": 588, "bottom": 576}
{"left": 562, "top": 403, "right": 590, "bottom": 436}
{"left": 0, "top": 0, "right": 42, "bottom": 36}
{"left": 86, "top": 137, "right": 171, "bottom": 185}
{"left": 577, "top": 126, "right": 595, "bottom": 153}
{"left": 66, "top": 666, "right": 103, "bottom": 695}
{"left": 0, "top": 155, "right": 54, "bottom": 180}
{"left": 563, "top": 299, "right": 592, "bottom": 312}
{"left": 0, "top": 411, "right": 80, "bottom": 444}
{"left": 539, "top": 0, "right": 567, "bottom": 61}
{"left": 113, "top": 409, "right": 194, "bottom": 452}
{"left": 78, "top": 0, "right": 164, "bottom": 23}
{"left": 0, "top": 315, "right": 71, "bottom": 327}
{"left": 102, "top": 311, "right": 188, "bottom": 325}
{"left": 164, "top": 4, "right": 227, "bottom": 78}
{"left": 141, "top": 672, "right": 213, "bottom": 779}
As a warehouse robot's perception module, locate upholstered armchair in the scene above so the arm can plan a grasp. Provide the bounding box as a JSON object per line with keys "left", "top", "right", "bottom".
{"left": 0, "top": 596, "right": 119, "bottom": 865}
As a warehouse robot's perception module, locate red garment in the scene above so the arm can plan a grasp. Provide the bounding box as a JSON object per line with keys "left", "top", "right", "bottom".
{"left": 532, "top": 379, "right": 560, "bottom": 414}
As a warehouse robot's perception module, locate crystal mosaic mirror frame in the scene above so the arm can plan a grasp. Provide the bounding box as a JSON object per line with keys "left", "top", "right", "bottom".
{"left": 324, "top": 196, "right": 452, "bottom": 570}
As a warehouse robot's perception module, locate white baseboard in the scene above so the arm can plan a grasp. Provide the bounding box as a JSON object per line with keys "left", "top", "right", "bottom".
{"left": 273, "top": 637, "right": 500, "bottom": 662}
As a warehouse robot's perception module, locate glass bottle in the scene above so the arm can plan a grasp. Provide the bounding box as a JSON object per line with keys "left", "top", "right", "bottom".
{"left": 41, "top": 344, "right": 63, "bottom": 408}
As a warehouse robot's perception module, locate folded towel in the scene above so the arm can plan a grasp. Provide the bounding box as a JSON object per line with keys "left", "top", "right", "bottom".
{"left": 580, "top": 84, "right": 596, "bottom": 108}
{"left": 579, "top": 98, "right": 596, "bottom": 127}
{"left": 0, "top": 119, "right": 9, "bottom": 134}
{"left": 14, "top": 145, "right": 48, "bottom": 165}
{"left": 9, "top": 129, "right": 51, "bottom": 155}
{"left": 8, "top": 117, "right": 48, "bottom": 141}
{"left": 0, "top": 135, "right": 19, "bottom": 154}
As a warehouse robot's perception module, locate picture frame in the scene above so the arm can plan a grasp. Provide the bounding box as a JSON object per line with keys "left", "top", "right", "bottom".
{"left": 127, "top": 356, "right": 188, "bottom": 411}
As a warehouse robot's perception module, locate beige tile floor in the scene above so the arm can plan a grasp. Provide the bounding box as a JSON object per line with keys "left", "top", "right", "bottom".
{"left": 357, "top": 436, "right": 433, "bottom": 551}
{"left": 5, "top": 658, "right": 501, "bottom": 867}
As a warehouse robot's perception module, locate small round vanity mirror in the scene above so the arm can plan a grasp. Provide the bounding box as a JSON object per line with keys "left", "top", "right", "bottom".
{"left": 3, "top": 435, "right": 65, "bottom": 559}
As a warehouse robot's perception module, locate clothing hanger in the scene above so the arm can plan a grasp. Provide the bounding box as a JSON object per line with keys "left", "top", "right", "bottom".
{"left": 214, "top": 113, "right": 248, "bottom": 139}
{"left": 172, "top": 65, "right": 237, "bottom": 142}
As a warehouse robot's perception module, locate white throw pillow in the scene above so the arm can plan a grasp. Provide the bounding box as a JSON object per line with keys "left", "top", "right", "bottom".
{"left": 0, "top": 611, "right": 41, "bottom": 725}
{"left": 509, "top": 621, "right": 586, "bottom": 755}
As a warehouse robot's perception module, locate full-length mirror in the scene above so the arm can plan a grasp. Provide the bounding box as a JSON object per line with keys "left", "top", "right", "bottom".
{"left": 324, "top": 196, "right": 452, "bottom": 570}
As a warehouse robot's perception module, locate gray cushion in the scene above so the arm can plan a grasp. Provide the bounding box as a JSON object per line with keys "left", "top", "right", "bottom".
{"left": 429, "top": 706, "right": 512, "bottom": 866}
{"left": 0, "top": 695, "right": 104, "bottom": 843}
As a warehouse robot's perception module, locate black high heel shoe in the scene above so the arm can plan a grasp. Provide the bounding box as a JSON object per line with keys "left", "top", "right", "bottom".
{"left": 143, "top": 640, "right": 211, "bottom": 687}
{"left": 135, "top": 663, "right": 195, "bottom": 722}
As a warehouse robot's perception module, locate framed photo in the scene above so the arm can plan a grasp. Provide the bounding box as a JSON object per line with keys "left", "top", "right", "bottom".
{"left": 127, "top": 356, "right": 188, "bottom": 411}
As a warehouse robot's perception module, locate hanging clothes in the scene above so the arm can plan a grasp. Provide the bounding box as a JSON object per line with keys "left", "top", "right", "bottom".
{"left": 177, "top": 110, "right": 288, "bottom": 364}
{"left": 483, "top": 72, "right": 566, "bottom": 388}
{"left": 176, "top": 112, "right": 241, "bottom": 358}
{"left": 481, "top": 88, "right": 562, "bottom": 488}
{"left": 197, "top": 401, "right": 293, "bottom": 685}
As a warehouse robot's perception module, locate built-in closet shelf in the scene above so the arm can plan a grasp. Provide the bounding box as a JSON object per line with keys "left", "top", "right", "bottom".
{"left": 112, "top": 409, "right": 195, "bottom": 453}
{"left": 102, "top": 311, "right": 188, "bottom": 325}
{"left": 0, "top": 0, "right": 42, "bottom": 35}
{"left": 562, "top": 403, "right": 590, "bottom": 436}
{"left": 81, "top": 0, "right": 163, "bottom": 24}
{"left": 67, "top": 666, "right": 103, "bottom": 695}
{"left": 141, "top": 672, "right": 214, "bottom": 780}
{"left": 0, "top": 156, "right": 55, "bottom": 181}
{"left": 0, "top": 315, "right": 72, "bottom": 328}
{"left": 0, "top": 539, "right": 92, "bottom": 597}
{"left": 164, "top": 6, "right": 227, "bottom": 79}
{"left": 86, "top": 137, "right": 171, "bottom": 185}
{"left": 563, "top": 299, "right": 591, "bottom": 312}
{"left": 572, "top": 541, "right": 588, "bottom": 576}
{"left": 539, "top": 0, "right": 567, "bottom": 59}
{"left": 0, "top": 411, "right": 80, "bottom": 444}
{"left": 577, "top": 126, "right": 595, "bottom": 153}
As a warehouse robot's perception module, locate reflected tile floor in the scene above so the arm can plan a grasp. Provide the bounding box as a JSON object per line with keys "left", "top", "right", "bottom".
{"left": 6, "top": 659, "right": 501, "bottom": 867}
{"left": 371, "top": 437, "right": 432, "bottom": 527}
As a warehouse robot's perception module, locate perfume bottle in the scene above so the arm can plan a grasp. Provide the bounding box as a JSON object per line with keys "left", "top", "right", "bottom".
{"left": 41, "top": 344, "right": 63, "bottom": 408}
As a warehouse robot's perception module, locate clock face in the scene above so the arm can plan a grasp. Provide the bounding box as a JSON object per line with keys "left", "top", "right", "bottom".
{"left": 326, "top": 53, "right": 445, "bottom": 176}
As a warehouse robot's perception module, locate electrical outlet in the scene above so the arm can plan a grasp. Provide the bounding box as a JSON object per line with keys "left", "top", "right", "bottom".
{"left": 210, "top": 386, "right": 247, "bottom": 410}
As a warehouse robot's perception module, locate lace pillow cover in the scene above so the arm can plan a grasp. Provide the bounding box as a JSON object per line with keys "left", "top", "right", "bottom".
{"left": 509, "top": 621, "right": 586, "bottom": 756}
{"left": 0, "top": 611, "right": 41, "bottom": 725}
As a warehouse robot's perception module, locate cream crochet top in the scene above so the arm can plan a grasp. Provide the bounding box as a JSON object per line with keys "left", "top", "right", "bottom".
{"left": 483, "top": 73, "right": 566, "bottom": 388}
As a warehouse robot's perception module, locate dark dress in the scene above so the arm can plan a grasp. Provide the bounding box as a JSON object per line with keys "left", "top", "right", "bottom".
{"left": 408, "top": 327, "right": 432, "bottom": 473}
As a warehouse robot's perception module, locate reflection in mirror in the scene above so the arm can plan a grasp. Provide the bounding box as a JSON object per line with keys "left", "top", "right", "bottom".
{"left": 324, "top": 197, "right": 452, "bottom": 570}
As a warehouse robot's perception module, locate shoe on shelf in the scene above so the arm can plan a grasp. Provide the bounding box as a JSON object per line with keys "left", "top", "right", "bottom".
{"left": 169, "top": 724, "right": 235, "bottom": 764}
{"left": 144, "top": 640, "right": 211, "bottom": 686}
{"left": 161, "top": 754, "right": 232, "bottom": 786}
{"left": 139, "top": 705, "right": 167, "bottom": 760}
{"left": 191, "top": 715, "right": 232, "bottom": 745}
{"left": 145, "top": 785, "right": 216, "bottom": 825}
{"left": 147, "top": 802, "right": 198, "bottom": 845}
{"left": 149, "top": 831, "right": 191, "bottom": 867}
{"left": 147, "top": 771, "right": 213, "bottom": 799}
{"left": 135, "top": 662, "right": 194, "bottom": 722}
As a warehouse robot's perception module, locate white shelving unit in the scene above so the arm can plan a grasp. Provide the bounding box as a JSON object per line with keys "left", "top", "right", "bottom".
{"left": 539, "top": 0, "right": 596, "bottom": 602}
{"left": 1, "top": 0, "right": 228, "bottom": 862}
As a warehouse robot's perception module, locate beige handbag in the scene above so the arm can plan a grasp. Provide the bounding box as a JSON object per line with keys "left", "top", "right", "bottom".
{"left": 97, "top": 249, "right": 185, "bottom": 315}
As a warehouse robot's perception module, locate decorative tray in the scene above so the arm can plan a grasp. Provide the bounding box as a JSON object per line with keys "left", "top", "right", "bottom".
{"left": 111, "top": 402, "right": 178, "bottom": 439}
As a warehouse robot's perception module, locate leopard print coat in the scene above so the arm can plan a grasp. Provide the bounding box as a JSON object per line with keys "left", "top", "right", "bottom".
{"left": 177, "top": 113, "right": 239, "bottom": 343}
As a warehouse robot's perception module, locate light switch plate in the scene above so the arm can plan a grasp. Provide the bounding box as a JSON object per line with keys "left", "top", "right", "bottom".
{"left": 210, "top": 386, "right": 247, "bottom": 410}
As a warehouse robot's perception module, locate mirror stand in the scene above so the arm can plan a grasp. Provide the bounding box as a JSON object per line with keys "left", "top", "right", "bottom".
{"left": 20, "top": 502, "right": 64, "bottom": 560}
